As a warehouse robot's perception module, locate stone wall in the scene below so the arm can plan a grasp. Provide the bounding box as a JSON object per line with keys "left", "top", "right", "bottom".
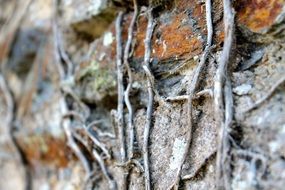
{"left": 0, "top": 0, "right": 285, "bottom": 189}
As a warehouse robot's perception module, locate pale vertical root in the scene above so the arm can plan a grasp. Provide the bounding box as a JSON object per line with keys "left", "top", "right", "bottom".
{"left": 214, "top": 0, "right": 235, "bottom": 189}
{"left": 92, "top": 150, "right": 117, "bottom": 190}
{"left": 0, "top": 74, "right": 32, "bottom": 190}
{"left": 61, "top": 114, "right": 92, "bottom": 177}
{"left": 85, "top": 126, "right": 111, "bottom": 159}
{"left": 53, "top": 0, "right": 74, "bottom": 78}
{"left": 169, "top": 0, "right": 213, "bottom": 188}
{"left": 116, "top": 11, "right": 126, "bottom": 163}
{"left": 124, "top": 0, "right": 139, "bottom": 161}
{"left": 143, "top": 8, "right": 156, "bottom": 190}
{"left": 115, "top": 11, "right": 128, "bottom": 190}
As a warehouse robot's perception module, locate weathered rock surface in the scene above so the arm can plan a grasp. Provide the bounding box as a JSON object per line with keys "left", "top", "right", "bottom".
{"left": 1, "top": 0, "right": 285, "bottom": 189}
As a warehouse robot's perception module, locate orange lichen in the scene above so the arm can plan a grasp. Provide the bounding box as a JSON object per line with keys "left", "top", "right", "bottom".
{"left": 236, "top": 0, "right": 285, "bottom": 33}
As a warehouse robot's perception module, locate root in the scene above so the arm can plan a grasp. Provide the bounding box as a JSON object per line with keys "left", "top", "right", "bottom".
{"left": 170, "top": 0, "right": 213, "bottom": 188}
{"left": 124, "top": 0, "right": 139, "bottom": 161}
{"left": 52, "top": 0, "right": 73, "bottom": 79}
{"left": 166, "top": 95, "right": 189, "bottom": 102}
{"left": 61, "top": 114, "right": 92, "bottom": 176}
{"left": 115, "top": 11, "right": 127, "bottom": 163}
{"left": 213, "top": 0, "right": 235, "bottom": 189}
{"left": 87, "top": 121, "right": 116, "bottom": 139}
{"left": 73, "top": 126, "right": 116, "bottom": 190}
{"left": 166, "top": 89, "right": 213, "bottom": 102}
{"left": 62, "top": 110, "right": 117, "bottom": 189}
{"left": 142, "top": 7, "right": 156, "bottom": 190}
{"left": 62, "top": 111, "right": 111, "bottom": 159}
{"left": 92, "top": 150, "right": 117, "bottom": 190}
{"left": 61, "top": 84, "right": 90, "bottom": 119}
{"left": 115, "top": 11, "right": 130, "bottom": 189}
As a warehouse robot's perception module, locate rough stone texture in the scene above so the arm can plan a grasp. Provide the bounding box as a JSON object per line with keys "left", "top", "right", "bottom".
{"left": 236, "top": 0, "right": 285, "bottom": 33}
{"left": 1, "top": 0, "right": 285, "bottom": 189}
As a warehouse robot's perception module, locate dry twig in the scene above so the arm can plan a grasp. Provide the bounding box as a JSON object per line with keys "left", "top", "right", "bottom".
{"left": 52, "top": 0, "right": 65, "bottom": 79}
{"left": 166, "top": 88, "right": 213, "bottom": 102}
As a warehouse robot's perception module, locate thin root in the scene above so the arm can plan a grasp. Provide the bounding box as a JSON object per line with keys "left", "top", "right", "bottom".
{"left": 142, "top": 7, "right": 156, "bottom": 190}
{"left": 123, "top": 0, "right": 139, "bottom": 160}
{"left": 213, "top": 0, "right": 235, "bottom": 189}
{"left": 169, "top": 0, "right": 214, "bottom": 188}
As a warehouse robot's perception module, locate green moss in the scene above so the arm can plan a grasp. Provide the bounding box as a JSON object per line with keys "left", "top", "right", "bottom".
{"left": 77, "top": 60, "right": 116, "bottom": 94}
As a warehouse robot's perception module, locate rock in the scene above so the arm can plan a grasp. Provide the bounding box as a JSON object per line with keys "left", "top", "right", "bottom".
{"left": 62, "top": 0, "right": 117, "bottom": 39}
{"left": 75, "top": 60, "right": 117, "bottom": 103}
{"left": 233, "top": 84, "right": 252, "bottom": 96}
{"left": 236, "top": 0, "right": 285, "bottom": 34}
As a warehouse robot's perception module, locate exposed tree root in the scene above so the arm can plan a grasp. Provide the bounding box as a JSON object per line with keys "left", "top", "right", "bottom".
{"left": 53, "top": 3, "right": 115, "bottom": 187}
{"left": 114, "top": 10, "right": 139, "bottom": 189}
{"left": 61, "top": 109, "right": 117, "bottom": 189}
{"left": 87, "top": 121, "right": 116, "bottom": 139}
{"left": 53, "top": 0, "right": 74, "bottom": 79}
{"left": 92, "top": 150, "right": 117, "bottom": 190}
{"left": 142, "top": 7, "right": 156, "bottom": 190}
{"left": 124, "top": 0, "right": 139, "bottom": 161}
{"left": 61, "top": 114, "right": 92, "bottom": 177}
{"left": 169, "top": 0, "right": 214, "bottom": 188}
{"left": 115, "top": 11, "right": 127, "bottom": 164}
{"left": 213, "top": 0, "right": 235, "bottom": 189}
{"left": 166, "top": 88, "right": 213, "bottom": 102}
{"left": 69, "top": 119, "right": 116, "bottom": 190}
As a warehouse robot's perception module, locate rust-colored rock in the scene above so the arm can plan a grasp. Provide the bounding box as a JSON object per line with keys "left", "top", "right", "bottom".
{"left": 236, "top": 0, "right": 285, "bottom": 33}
